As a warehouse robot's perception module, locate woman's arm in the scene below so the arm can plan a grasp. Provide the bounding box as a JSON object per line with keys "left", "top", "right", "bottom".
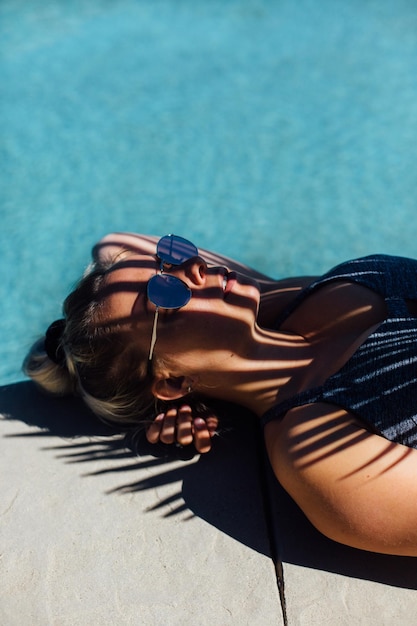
{"left": 93, "top": 232, "right": 275, "bottom": 280}
{"left": 265, "top": 402, "right": 417, "bottom": 556}
{"left": 93, "top": 232, "right": 161, "bottom": 263}
{"left": 93, "top": 232, "right": 316, "bottom": 327}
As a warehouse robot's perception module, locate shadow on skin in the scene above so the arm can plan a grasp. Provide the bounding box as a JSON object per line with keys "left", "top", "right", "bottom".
{"left": 263, "top": 463, "right": 417, "bottom": 589}
{"left": 1, "top": 381, "right": 417, "bottom": 589}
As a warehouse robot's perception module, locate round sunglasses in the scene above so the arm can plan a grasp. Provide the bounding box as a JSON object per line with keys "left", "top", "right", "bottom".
{"left": 147, "top": 235, "right": 199, "bottom": 362}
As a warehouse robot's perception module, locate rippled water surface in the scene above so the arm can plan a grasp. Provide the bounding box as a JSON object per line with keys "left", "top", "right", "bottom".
{"left": 2, "top": 0, "right": 417, "bottom": 384}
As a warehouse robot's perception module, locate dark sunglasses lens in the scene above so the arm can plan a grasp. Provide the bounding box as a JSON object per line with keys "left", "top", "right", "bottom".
{"left": 157, "top": 235, "right": 198, "bottom": 265}
{"left": 147, "top": 274, "right": 191, "bottom": 309}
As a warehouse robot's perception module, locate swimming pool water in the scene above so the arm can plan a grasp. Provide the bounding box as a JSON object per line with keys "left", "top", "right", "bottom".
{"left": 2, "top": 0, "right": 417, "bottom": 385}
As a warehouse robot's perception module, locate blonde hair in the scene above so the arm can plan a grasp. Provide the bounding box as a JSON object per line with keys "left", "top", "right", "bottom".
{"left": 23, "top": 259, "right": 156, "bottom": 430}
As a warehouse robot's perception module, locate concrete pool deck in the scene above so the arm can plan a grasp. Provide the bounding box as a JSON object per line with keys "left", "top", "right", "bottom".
{"left": 1, "top": 381, "right": 416, "bottom": 625}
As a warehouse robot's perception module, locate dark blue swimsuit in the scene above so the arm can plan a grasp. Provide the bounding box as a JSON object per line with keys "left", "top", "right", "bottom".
{"left": 261, "top": 255, "right": 417, "bottom": 449}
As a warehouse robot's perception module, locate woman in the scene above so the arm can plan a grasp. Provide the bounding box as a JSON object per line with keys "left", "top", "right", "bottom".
{"left": 24, "top": 232, "right": 417, "bottom": 556}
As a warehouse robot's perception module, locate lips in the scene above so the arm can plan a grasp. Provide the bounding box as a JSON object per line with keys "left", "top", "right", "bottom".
{"left": 223, "top": 271, "right": 237, "bottom": 296}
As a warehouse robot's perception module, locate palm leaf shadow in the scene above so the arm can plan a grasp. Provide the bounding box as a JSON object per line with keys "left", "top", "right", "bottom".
{"left": 1, "top": 381, "right": 417, "bottom": 589}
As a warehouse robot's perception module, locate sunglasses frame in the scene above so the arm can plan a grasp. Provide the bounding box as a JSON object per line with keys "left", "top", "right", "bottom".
{"left": 147, "top": 235, "right": 199, "bottom": 364}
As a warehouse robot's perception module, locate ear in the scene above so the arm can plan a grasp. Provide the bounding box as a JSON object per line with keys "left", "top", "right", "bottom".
{"left": 151, "top": 376, "right": 194, "bottom": 401}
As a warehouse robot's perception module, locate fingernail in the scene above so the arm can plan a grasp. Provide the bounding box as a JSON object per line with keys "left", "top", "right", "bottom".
{"left": 194, "top": 418, "right": 205, "bottom": 429}
{"left": 155, "top": 413, "right": 164, "bottom": 421}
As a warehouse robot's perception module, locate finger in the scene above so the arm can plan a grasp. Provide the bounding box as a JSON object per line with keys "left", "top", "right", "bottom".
{"left": 159, "top": 408, "right": 178, "bottom": 444}
{"left": 176, "top": 405, "right": 194, "bottom": 446}
{"left": 193, "top": 417, "right": 212, "bottom": 454}
{"left": 146, "top": 413, "right": 164, "bottom": 443}
{"left": 205, "top": 415, "right": 219, "bottom": 437}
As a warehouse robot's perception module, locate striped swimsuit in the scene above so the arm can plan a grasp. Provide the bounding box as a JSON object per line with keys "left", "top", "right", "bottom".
{"left": 261, "top": 255, "right": 417, "bottom": 449}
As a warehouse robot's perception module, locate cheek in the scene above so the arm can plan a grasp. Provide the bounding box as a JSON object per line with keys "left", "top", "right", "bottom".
{"left": 156, "top": 317, "right": 184, "bottom": 352}
{"left": 159, "top": 313, "right": 211, "bottom": 349}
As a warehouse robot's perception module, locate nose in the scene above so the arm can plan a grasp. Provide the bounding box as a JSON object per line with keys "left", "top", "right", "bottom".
{"left": 167, "top": 256, "right": 207, "bottom": 287}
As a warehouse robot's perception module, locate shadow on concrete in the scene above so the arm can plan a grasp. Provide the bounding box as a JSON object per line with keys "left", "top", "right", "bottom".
{"left": 0, "top": 381, "right": 271, "bottom": 557}
{"left": 2, "top": 381, "right": 417, "bottom": 589}
{"left": 264, "top": 463, "right": 417, "bottom": 590}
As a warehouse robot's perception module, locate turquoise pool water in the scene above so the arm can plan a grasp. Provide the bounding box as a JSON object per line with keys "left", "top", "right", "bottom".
{"left": 2, "top": 0, "right": 417, "bottom": 385}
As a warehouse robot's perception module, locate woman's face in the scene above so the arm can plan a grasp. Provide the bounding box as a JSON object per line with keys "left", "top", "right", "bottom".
{"left": 101, "top": 252, "right": 261, "bottom": 373}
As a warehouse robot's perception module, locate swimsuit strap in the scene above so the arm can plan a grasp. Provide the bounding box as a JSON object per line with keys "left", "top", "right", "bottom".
{"left": 260, "top": 386, "right": 323, "bottom": 428}
{"left": 274, "top": 254, "right": 417, "bottom": 328}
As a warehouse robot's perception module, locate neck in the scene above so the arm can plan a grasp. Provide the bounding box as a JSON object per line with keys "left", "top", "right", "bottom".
{"left": 197, "top": 327, "right": 311, "bottom": 418}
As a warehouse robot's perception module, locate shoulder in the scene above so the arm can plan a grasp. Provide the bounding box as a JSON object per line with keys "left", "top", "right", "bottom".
{"left": 264, "top": 402, "right": 417, "bottom": 555}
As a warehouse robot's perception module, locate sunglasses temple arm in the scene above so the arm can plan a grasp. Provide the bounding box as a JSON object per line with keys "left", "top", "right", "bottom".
{"left": 148, "top": 307, "right": 159, "bottom": 362}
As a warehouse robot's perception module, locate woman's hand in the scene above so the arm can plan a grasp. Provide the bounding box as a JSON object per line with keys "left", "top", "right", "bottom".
{"left": 146, "top": 405, "right": 219, "bottom": 454}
